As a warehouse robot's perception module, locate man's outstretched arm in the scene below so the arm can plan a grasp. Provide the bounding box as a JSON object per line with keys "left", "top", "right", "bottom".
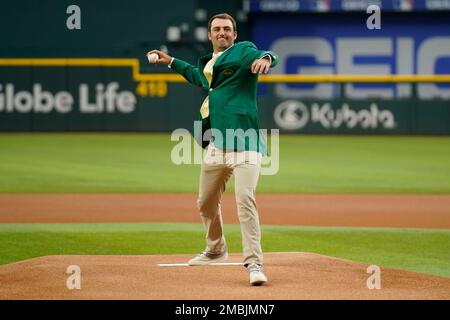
{"left": 147, "top": 49, "right": 208, "bottom": 90}
{"left": 239, "top": 42, "right": 279, "bottom": 74}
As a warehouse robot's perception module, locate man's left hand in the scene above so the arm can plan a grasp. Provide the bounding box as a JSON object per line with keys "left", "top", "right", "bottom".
{"left": 251, "top": 58, "right": 271, "bottom": 74}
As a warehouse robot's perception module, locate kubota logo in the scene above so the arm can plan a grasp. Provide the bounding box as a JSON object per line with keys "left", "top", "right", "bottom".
{"left": 273, "top": 100, "right": 309, "bottom": 130}
{"left": 274, "top": 100, "right": 396, "bottom": 130}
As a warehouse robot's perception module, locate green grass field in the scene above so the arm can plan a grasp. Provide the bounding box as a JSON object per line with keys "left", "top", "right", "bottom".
{"left": 0, "top": 223, "right": 449, "bottom": 277}
{"left": 0, "top": 133, "right": 449, "bottom": 277}
{"left": 1, "top": 133, "right": 450, "bottom": 193}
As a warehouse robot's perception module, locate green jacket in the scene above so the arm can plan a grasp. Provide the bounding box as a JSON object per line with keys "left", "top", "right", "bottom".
{"left": 170, "top": 41, "right": 278, "bottom": 154}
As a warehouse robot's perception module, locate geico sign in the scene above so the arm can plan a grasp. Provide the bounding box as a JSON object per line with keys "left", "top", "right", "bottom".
{"left": 271, "top": 36, "right": 450, "bottom": 100}
{"left": 274, "top": 100, "right": 396, "bottom": 130}
{"left": 0, "top": 82, "right": 136, "bottom": 114}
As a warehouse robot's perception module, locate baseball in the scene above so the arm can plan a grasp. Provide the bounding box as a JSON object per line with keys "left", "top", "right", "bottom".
{"left": 147, "top": 53, "right": 159, "bottom": 63}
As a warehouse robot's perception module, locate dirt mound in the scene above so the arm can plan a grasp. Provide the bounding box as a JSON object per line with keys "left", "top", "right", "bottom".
{"left": 0, "top": 253, "right": 449, "bottom": 300}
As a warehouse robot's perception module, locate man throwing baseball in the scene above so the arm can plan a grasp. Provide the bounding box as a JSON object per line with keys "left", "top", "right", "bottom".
{"left": 148, "top": 13, "right": 278, "bottom": 286}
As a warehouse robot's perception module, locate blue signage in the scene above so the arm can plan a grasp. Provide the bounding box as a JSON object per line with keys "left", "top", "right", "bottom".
{"left": 246, "top": 0, "right": 450, "bottom": 12}
{"left": 252, "top": 13, "right": 450, "bottom": 99}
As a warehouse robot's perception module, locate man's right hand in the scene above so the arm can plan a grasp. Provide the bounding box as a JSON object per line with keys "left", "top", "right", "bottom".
{"left": 146, "top": 49, "right": 173, "bottom": 65}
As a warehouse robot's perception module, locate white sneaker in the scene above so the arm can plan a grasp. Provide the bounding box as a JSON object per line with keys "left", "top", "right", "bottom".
{"left": 247, "top": 263, "right": 268, "bottom": 286}
{"left": 188, "top": 247, "right": 228, "bottom": 266}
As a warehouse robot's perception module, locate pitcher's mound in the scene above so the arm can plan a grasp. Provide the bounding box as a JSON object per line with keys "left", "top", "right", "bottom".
{"left": 0, "top": 252, "right": 449, "bottom": 300}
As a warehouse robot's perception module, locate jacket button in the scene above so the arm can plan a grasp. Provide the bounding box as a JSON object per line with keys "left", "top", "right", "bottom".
{"left": 209, "top": 88, "right": 213, "bottom": 92}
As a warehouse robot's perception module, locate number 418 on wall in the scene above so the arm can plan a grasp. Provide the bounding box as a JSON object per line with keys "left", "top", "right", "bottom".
{"left": 136, "top": 82, "right": 168, "bottom": 97}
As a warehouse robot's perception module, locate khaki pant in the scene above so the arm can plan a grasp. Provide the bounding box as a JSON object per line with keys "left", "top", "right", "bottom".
{"left": 197, "top": 144, "right": 263, "bottom": 266}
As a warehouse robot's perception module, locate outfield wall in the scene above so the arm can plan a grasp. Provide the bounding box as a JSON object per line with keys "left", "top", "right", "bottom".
{"left": 1, "top": 1, "right": 449, "bottom": 134}
{"left": 0, "top": 72, "right": 449, "bottom": 134}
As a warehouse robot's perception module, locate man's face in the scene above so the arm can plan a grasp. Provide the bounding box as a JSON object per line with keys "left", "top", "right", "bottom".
{"left": 208, "top": 18, "right": 237, "bottom": 52}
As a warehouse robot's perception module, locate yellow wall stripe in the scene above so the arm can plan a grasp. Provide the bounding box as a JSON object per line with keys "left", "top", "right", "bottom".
{"left": 1, "top": 58, "right": 450, "bottom": 83}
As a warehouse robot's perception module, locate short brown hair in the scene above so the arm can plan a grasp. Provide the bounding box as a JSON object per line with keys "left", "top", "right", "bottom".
{"left": 208, "top": 13, "right": 237, "bottom": 32}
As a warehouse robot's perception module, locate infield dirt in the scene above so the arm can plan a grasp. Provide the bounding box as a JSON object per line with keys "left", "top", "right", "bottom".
{"left": 1, "top": 194, "right": 449, "bottom": 228}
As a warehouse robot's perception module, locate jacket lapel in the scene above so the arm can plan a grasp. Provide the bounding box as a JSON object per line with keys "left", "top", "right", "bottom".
{"left": 210, "top": 47, "right": 234, "bottom": 88}
{"left": 214, "top": 47, "right": 232, "bottom": 68}
{"left": 197, "top": 53, "right": 213, "bottom": 90}
{"left": 198, "top": 53, "right": 212, "bottom": 70}
{"left": 199, "top": 44, "right": 236, "bottom": 88}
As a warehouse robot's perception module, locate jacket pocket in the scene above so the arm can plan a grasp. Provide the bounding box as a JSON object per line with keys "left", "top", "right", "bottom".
{"left": 224, "top": 105, "right": 247, "bottom": 115}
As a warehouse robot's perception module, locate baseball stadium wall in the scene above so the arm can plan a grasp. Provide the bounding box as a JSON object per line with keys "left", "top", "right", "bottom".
{"left": 0, "top": 1, "right": 449, "bottom": 134}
